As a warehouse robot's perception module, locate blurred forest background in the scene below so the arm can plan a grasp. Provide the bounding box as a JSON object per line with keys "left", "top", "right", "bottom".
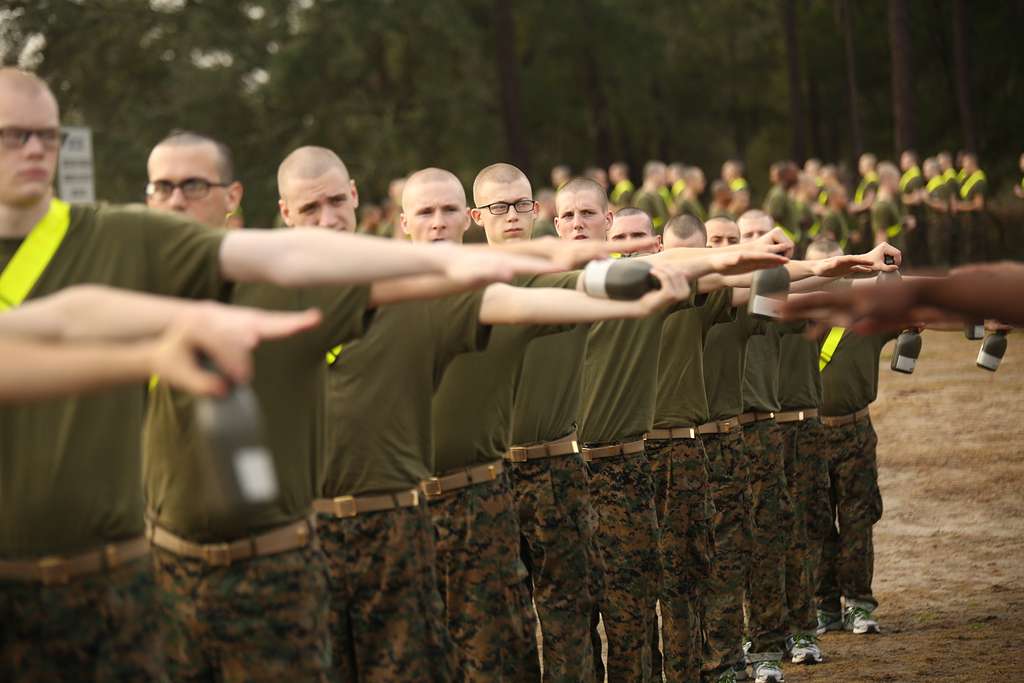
{"left": 1, "top": 0, "right": 1022, "bottom": 228}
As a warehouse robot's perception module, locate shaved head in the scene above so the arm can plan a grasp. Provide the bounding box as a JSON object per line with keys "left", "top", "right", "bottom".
{"left": 401, "top": 167, "right": 470, "bottom": 243}
{"left": 557, "top": 177, "right": 608, "bottom": 212}
{"left": 0, "top": 68, "right": 57, "bottom": 106}
{"left": 472, "top": 162, "right": 530, "bottom": 206}
{"left": 0, "top": 68, "right": 61, "bottom": 208}
{"left": 277, "top": 146, "right": 349, "bottom": 195}
{"left": 403, "top": 167, "right": 466, "bottom": 211}
{"left": 706, "top": 217, "right": 740, "bottom": 248}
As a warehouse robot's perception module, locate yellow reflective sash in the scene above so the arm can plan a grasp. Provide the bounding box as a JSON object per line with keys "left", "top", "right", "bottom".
{"left": 899, "top": 166, "right": 921, "bottom": 193}
{"left": 609, "top": 180, "right": 634, "bottom": 204}
{"left": 0, "top": 198, "right": 71, "bottom": 311}
{"left": 658, "top": 187, "right": 674, "bottom": 211}
{"left": 957, "top": 168, "right": 967, "bottom": 185}
{"left": 853, "top": 172, "right": 879, "bottom": 204}
{"left": 778, "top": 224, "right": 801, "bottom": 244}
{"left": 326, "top": 344, "right": 344, "bottom": 365}
{"left": 671, "top": 179, "right": 686, "bottom": 198}
{"left": 886, "top": 223, "right": 902, "bottom": 238}
{"left": 926, "top": 176, "right": 945, "bottom": 194}
{"left": 817, "top": 188, "right": 829, "bottom": 206}
{"left": 819, "top": 326, "right": 846, "bottom": 372}
{"left": 729, "top": 177, "right": 748, "bottom": 193}
{"left": 958, "top": 170, "right": 987, "bottom": 200}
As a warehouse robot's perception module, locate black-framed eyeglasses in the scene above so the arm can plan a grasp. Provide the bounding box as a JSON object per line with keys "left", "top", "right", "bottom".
{"left": 145, "top": 178, "right": 229, "bottom": 201}
{"left": 0, "top": 127, "right": 62, "bottom": 151}
{"left": 477, "top": 198, "right": 536, "bottom": 216}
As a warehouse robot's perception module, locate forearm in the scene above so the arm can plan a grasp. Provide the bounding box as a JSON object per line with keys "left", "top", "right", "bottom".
{"left": 220, "top": 228, "right": 451, "bottom": 287}
{"left": 370, "top": 274, "right": 480, "bottom": 306}
{"left": 479, "top": 284, "right": 653, "bottom": 325}
{"left": 917, "top": 266, "right": 1024, "bottom": 325}
{"left": 0, "top": 285, "right": 196, "bottom": 342}
{"left": 0, "top": 339, "right": 153, "bottom": 403}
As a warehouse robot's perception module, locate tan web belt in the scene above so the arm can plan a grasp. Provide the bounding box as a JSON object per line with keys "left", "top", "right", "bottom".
{"left": 580, "top": 438, "right": 646, "bottom": 462}
{"left": 421, "top": 461, "right": 504, "bottom": 500}
{"left": 775, "top": 408, "right": 820, "bottom": 423}
{"left": 646, "top": 426, "right": 698, "bottom": 440}
{"left": 147, "top": 516, "right": 314, "bottom": 568}
{"left": 697, "top": 417, "right": 742, "bottom": 435}
{"left": 0, "top": 535, "right": 149, "bottom": 585}
{"left": 314, "top": 488, "right": 420, "bottom": 519}
{"left": 505, "top": 431, "right": 579, "bottom": 463}
{"left": 820, "top": 407, "right": 871, "bottom": 428}
{"left": 738, "top": 411, "right": 776, "bottom": 425}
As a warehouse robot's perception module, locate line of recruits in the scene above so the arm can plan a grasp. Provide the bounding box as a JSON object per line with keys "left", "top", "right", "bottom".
{"left": 523, "top": 150, "right": 1016, "bottom": 274}
{"left": 2, "top": 66, "right": 907, "bottom": 683}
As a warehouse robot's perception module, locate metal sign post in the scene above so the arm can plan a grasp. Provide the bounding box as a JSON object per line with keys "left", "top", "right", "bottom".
{"left": 58, "top": 126, "right": 95, "bottom": 203}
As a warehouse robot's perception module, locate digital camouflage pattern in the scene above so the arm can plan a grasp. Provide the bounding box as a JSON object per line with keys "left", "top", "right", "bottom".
{"left": 318, "top": 503, "right": 455, "bottom": 683}
{"left": 700, "top": 431, "right": 753, "bottom": 682}
{"left": 647, "top": 437, "right": 715, "bottom": 682}
{"left": 429, "top": 473, "right": 540, "bottom": 682}
{"left": 508, "top": 452, "right": 600, "bottom": 683}
{"left": 742, "top": 421, "right": 792, "bottom": 659}
{"left": 817, "top": 419, "right": 883, "bottom": 614}
{"left": 777, "top": 418, "right": 831, "bottom": 636}
{"left": 586, "top": 452, "right": 660, "bottom": 682}
{"left": 1, "top": 558, "right": 166, "bottom": 682}
{"left": 153, "top": 543, "right": 333, "bottom": 683}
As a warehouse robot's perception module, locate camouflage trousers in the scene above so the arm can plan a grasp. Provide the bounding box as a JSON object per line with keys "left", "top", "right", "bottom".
{"left": 646, "top": 437, "right": 714, "bottom": 683}
{"left": 508, "top": 452, "right": 601, "bottom": 683}
{"left": 153, "top": 536, "right": 333, "bottom": 683}
{"left": 777, "top": 417, "right": 831, "bottom": 636}
{"left": 586, "top": 450, "right": 660, "bottom": 683}
{"left": 700, "top": 430, "right": 753, "bottom": 682}
{"left": 742, "top": 421, "right": 792, "bottom": 659}
{"left": 318, "top": 500, "right": 455, "bottom": 683}
{"left": 429, "top": 470, "right": 540, "bottom": 682}
{"left": 817, "top": 418, "right": 883, "bottom": 614}
{"left": 1, "top": 556, "right": 167, "bottom": 682}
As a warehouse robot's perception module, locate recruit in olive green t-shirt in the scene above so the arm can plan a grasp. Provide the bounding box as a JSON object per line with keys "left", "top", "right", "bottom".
{"left": 742, "top": 318, "right": 804, "bottom": 414}
{"left": 323, "top": 290, "right": 489, "bottom": 497}
{"left": 578, "top": 291, "right": 695, "bottom": 445}
{"left": 143, "top": 282, "right": 371, "bottom": 542}
{"left": 778, "top": 334, "right": 823, "bottom": 411}
{"left": 820, "top": 329, "right": 899, "bottom": 416}
{"left": 510, "top": 271, "right": 587, "bottom": 447}
{"left": 703, "top": 307, "right": 765, "bottom": 421}
{"left": 0, "top": 204, "right": 227, "bottom": 558}
{"left": 432, "top": 282, "right": 575, "bottom": 474}
{"left": 654, "top": 287, "right": 734, "bottom": 429}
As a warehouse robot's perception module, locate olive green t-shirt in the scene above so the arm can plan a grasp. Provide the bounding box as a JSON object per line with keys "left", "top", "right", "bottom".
{"left": 703, "top": 307, "right": 765, "bottom": 420}
{"left": 531, "top": 219, "right": 557, "bottom": 239}
{"left": 900, "top": 167, "right": 925, "bottom": 196}
{"left": 632, "top": 190, "right": 669, "bottom": 230}
{"left": 820, "top": 329, "right": 899, "bottom": 416}
{"left": 959, "top": 173, "right": 988, "bottom": 200}
{"left": 742, "top": 318, "right": 805, "bottom": 413}
{"left": 579, "top": 292, "right": 695, "bottom": 444}
{"left": 654, "top": 287, "right": 734, "bottom": 428}
{"left": 323, "top": 291, "right": 489, "bottom": 496}
{"left": 820, "top": 210, "right": 850, "bottom": 245}
{"left": 677, "top": 197, "right": 707, "bottom": 221}
{"left": 763, "top": 185, "right": 793, "bottom": 230}
{"left": 0, "top": 204, "right": 227, "bottom": 558}
{"left": 778, "top": 333, "right": 822, "bottom": 411}
{"left": 143, "top": 283, "right": 371, "bottom": 542}
{"left": 510, "top": 272, "right": 588, "bottom": 446}
{"left": 432, "top": 287, "right": 572, "bottom": 474}
{"left": 871, "top": 198, "right": 902, "bottom": 236}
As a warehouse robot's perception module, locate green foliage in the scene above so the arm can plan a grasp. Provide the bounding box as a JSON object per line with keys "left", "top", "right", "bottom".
{"left": 2, "top": 0, "right": 1021, "bottom": 225}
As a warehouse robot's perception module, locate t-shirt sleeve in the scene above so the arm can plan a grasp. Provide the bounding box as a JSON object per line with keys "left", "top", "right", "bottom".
{"left": 430, "top": 289, "right": 491, "bottom": 364}
{"left": 300, "top": 285, "right": 373, "bottom": 352}
{"left": 519, "top": 270, "right": 581, "bottom": 290}
{"left": 969, "top": 179, "right": 988, "bottom": 199}
{"left": 699, "top": 287, "right": 736, "bottom": 332}
{"left": 870, "top": 204, "right": 891, "bottom": 233}
{"left": 102, "top": 205, "right": 229, "bottom": 300}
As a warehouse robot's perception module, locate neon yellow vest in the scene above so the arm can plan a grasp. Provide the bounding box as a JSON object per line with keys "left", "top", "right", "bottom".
{"left": 819, "top": 326, "right": 846, "bottom": 372}
{"left": 899, "top": 166, "right": 922, "bottom": 194}
{"left": 854, "top": 172, "right": 879, "bottom": 204}
{"left": 610, "top": 180, "right": 635, "bottom": 204}
{"left": 958, "top": 170, "right": 987, "bottom": 200}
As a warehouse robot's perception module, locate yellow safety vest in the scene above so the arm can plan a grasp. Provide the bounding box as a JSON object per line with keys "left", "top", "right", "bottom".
{"left": 926, "top": 176, "right": 945, "bottom": 194}
{"left": 956, "top": 168, "right": 967, "bottom": 185}
{"left": 729, "top": 178, "right": 749, "bottom": 193}
{"left": 942, "top": 168, "right": 958, "bottom": 185}
{"left": 958, "top": 170, "right": 987, "bottom": 200}
{"left": 326, "top": 343, "right": 344, "bottom": 365}
{"left": 899, "top": 166, "right": 922, "bottom": 194}
{"left": 0, "top": 198, "right": 71, "bottom": 311}
{"left": 671, "top": 179, "right": 687, "bottom": 198}
{"left": 819, "top": 326, "right": 846, "bottom": 372}
{"left": 854, "top": 172, "right": 879, "bottom": 204}
{"left": 610, "top": 180, "right": 635, "bottom": 204}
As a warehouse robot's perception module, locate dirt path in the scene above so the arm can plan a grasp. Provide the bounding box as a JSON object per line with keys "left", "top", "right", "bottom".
{"left": 788, "top": 329, "right": 1024, "bottom": 682}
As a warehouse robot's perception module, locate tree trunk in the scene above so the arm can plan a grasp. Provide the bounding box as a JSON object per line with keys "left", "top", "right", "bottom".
{"left": 888, "top": 0, "right": 915, "bottom": 154}
{"left": 951, "top": 0, "right": 977, "bottom": 152}
{"left": 839, "top": 0, "right": 863, "bottom": 166}
{"left": 490, "top": 0, "right": 531, "bottom": 173}
{"left": 781, "top": 0, "right": 805, "bottom": 162}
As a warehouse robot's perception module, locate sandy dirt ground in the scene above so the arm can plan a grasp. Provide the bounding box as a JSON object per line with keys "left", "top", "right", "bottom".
{"left": 785, "top": 329, "right": 1024, "bottom": 682}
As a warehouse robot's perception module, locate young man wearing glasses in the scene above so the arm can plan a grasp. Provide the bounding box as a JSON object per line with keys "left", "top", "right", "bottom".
{"left": 145, "top": 130, "right": 244, "bottom": 228}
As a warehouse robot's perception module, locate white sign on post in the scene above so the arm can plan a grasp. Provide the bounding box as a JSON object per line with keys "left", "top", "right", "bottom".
{"left": 58, "top": 126, "right": 95, "bottom": 203}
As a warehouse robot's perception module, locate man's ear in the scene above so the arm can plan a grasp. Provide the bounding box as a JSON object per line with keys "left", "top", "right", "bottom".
{"left": 469, "top": 208, "right": 484, "bottom": 226}
{"left": 225, "top": 181, "right": 244, "bottom": 214}
{"left": 350, "top": 179, "right": 359, "bottom": 210}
